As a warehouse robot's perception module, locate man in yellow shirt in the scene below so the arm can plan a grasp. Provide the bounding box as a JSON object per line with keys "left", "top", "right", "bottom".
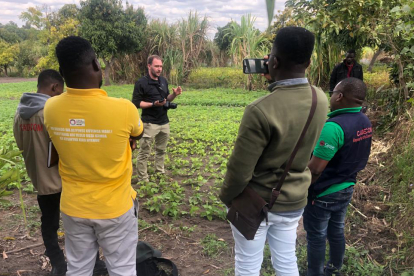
{"left": 44, "top": 36, "right": 143, "bottom": 276}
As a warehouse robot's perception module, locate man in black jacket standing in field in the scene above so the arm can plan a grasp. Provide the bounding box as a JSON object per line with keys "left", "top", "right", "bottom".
{"left": 132, "top": 55, "right": 182, "bottom": 182}
{"left": 329, "top": 50, "right": 363, "bottom": 91}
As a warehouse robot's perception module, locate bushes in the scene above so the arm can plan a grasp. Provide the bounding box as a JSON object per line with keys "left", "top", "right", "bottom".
{"left": 185, "top": 67, "right": 268, "bottom": 90}
{"left": 186, "top": 65, "right": 390, "bottom": 92}
{"left": 364, "top": 70, "right": 392, "bottom": 94}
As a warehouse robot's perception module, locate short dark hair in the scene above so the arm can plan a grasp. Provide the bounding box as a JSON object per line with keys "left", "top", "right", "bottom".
{"left": 147, "top": 55, "right": 162, "bottom": 65}
{"left": 55, "top": 36, "right": 96, "bottom": 72}
{"left": 338, "top": 77, "right": 367, "bottom": 102}
{"left": 37, "top": 69, "right": 64, "bottom": 88}
{"left": 274, "top": 27, "right": 315, "bottom": 65}
{"left": 347, "top": 49, "right": 356, "bottom": 55}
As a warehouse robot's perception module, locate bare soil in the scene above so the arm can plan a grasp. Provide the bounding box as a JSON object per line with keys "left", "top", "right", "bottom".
{"left": 0, "top": 187, "right": 306, "bottom": 276}
{"left": 0, "top": 78, "right": 37, "bottom": 84}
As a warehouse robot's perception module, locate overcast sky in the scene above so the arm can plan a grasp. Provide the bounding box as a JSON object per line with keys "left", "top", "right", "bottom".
{"left": 0, "top": 0, "right": 287, "bottom": 38}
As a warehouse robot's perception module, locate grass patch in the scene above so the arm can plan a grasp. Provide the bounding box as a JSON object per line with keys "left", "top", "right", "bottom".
{"left": 201, "top": 233, "right": 229, "bottom": 258}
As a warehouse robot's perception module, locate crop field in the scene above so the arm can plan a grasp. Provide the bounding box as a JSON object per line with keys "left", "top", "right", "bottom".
{"left": 0, "top": 81, "right": 271, "bottom": 275}
{"left": 0, "top": 80, "right": 396, "bottom": 276}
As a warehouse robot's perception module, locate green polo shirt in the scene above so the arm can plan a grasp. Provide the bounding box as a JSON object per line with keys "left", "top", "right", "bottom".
{"left": 313, "top": 107, "right": 362, "bottom": 198}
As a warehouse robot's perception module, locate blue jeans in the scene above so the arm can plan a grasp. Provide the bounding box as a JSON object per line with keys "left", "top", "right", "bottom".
{"left": 303, "top": 186, "right": 354, "bottom": 276}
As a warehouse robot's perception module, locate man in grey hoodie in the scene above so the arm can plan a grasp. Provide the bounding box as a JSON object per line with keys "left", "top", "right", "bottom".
{"left": 13, "top": 70, "right": 107, "bottom": 276}
{"left": 13, "top": 69, "right": 67, "bottom": 275}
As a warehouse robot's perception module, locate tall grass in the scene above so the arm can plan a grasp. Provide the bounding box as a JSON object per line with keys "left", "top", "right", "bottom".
{"left": 226, "top": 14, "right": 271, "bottom": 90}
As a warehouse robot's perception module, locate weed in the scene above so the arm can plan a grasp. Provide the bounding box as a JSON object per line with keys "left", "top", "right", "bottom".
{"left": 342, "top": 246, "right": 384, "bottom": 275}
{"left": 260, "top": 244, "right": 275, "bottom": 276}
{"left": 221, "top": 267, "right": 235, "bottom": 276}
{"left": 201, "top": 234, "right": 228, "bottom": 258}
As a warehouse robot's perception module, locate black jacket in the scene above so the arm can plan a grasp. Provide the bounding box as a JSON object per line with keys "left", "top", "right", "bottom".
{"left": 329, "top": 61, "right": 363, "bottom": 91}
{"left": 132, "top": 75, "right": 170, "bottom": 125}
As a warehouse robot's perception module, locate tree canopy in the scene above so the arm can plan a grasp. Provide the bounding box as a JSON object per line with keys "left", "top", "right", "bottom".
{"left": 79, "top": 0, "right": 147, "bottom": 85}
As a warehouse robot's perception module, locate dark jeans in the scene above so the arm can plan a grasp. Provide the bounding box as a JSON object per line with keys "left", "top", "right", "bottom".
{"left": 303, "top": 186, "right": 354, "bottom": 276}
{"left": 37, "top": 192, "right": 66, "bottom": 266}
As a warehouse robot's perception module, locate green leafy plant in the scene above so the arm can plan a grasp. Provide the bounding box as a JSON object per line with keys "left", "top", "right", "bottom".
{"left": 201, "top": 234, "right": 228, "bottom": 258}
{"left": 0, "top": 148, "right": 28, "bottom": 232}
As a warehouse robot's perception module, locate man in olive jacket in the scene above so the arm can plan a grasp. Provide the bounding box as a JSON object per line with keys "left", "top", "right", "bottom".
{"left": 220, "top": 27, "right": 329, "bottom": 276}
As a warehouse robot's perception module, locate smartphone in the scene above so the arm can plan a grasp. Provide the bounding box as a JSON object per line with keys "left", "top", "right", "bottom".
{"left": 243, "top": 59, "right": 269, "bottom": 74}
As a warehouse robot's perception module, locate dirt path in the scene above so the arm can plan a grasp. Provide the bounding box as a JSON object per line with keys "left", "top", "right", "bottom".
{"left": 0, "top": 77, "right": 37, "bottom": 84}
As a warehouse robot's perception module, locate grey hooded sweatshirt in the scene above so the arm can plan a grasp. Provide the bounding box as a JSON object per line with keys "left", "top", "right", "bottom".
{"left": 13, "top": 93, "right": 61, "bottom": 195}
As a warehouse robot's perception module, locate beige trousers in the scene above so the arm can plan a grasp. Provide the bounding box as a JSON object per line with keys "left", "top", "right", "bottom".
{"left": 62, "top": 200, "right": 139, "bottom": 276}
{"left": 136, "top": 123, "right": 170, "bottom": 181}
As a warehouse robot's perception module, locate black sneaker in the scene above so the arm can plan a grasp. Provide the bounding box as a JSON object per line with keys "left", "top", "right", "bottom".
{"left": 50, "top": 263, "right": 67, "bottom": 276}
{"left": 93, "top": 259, "right": 108, "bottom": 276}
{"left": 324, "top": 265, "right": 342, "bottom": 276}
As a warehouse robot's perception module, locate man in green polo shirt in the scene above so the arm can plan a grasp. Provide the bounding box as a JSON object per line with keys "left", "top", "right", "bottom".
{"left": 304, "top": 77, "right": 372, "bottom": 276}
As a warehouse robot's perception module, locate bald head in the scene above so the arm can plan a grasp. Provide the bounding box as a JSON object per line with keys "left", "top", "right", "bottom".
{"left": 336, "top": 77, "right": 367, "bottom": 103}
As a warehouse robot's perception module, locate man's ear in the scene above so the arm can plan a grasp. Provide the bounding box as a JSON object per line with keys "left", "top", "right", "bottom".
{"left": 336, "top": 92, "right": 344, "bottom": 102}
{"left": 272, "top": 55, "right": 279, "bottom": 69}
{"left": 51, "top": 83, "right": 57, "bottom": 92}
{"left": 92, "top": 58, "right": 100, "bottom": 72}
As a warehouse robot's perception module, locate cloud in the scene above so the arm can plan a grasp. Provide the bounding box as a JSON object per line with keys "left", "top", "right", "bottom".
{"left": 0, "top": 0, "right": 287, "bottom": 38}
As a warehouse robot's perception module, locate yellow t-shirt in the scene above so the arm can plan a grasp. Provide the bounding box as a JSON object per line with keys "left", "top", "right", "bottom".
{"left": 44, "top": 88, "right": 143, "bottom": 219}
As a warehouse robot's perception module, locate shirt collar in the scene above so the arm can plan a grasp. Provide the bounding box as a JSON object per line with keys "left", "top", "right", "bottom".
{"left": 328, "top": 107, "right": 362, "bottom": 118}
{"left": 267, "top": 78, "right": 308, "bottom": 91}
{"left": 146, "top": 75, "right": 160, "bottom": 85}
{"left": 66, "top": 87, "right": 108, "bottom": 97}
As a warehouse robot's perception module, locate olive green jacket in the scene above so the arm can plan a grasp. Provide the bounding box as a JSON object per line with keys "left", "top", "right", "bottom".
{"left": 220, "top": 82, "right": 329, "bottom": 212}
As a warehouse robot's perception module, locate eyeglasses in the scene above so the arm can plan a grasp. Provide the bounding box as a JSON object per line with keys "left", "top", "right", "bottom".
{"left": 328, "top": 90, "right": 364, "bottom": 104}
{"left": 328, "top": 91, "right": 338, "bottom": 97}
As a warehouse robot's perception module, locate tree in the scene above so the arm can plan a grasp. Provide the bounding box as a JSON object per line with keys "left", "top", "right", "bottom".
{"left": 79, "top": 0, "right": 147, "bottom": 86}
{"left": 385, "top": 1, "right": 414, "bottom": 99}
{"left": 214, "top": 22, "right": 234, "bottom": 52}
{"left": 0, "top": 22, "right": 28, "bottom": 44}
{"left": 19, "top": 6, "right": 45, "bottom": 30}
{"left": 0, "top": 40, "right": 20, "bottom": 76}
{"left": 270, "top": 8, "right": 301, "bottom": 36}
{"left": 15, "top": 40, "right": 46, "bottom": 77}
{"left": 284, "top": 0, "right": 399, "bottom": 86}
{"left": 367, "top": 48, "right": 383, "bottom": 73}
{"left": 35, "top": 17, "right": 80, "bottom": 71}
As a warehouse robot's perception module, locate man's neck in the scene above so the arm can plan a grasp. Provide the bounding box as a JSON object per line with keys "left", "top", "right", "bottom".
{"left": 64, "top": 70, "right": 101, "bottom": 89}
{"left": 37, "top": 90, "right": 51, "bottom": 97}
{"left": 274, "top": 71, "right": 306, "bottom": 82}
{"left": 66, "top": 81, "right": 100, "bottom": 89}
{"left": 148, "top": 73, "right": 158, "bottom": 80}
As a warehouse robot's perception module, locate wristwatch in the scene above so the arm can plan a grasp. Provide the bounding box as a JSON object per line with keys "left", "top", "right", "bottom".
{"left": 152, "top": 101, "right": 155, "bottom": 107}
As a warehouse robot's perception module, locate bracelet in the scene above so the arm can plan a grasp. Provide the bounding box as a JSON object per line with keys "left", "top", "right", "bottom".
{"left": 152, "top": 101, "right": 155, "bottom": 107}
